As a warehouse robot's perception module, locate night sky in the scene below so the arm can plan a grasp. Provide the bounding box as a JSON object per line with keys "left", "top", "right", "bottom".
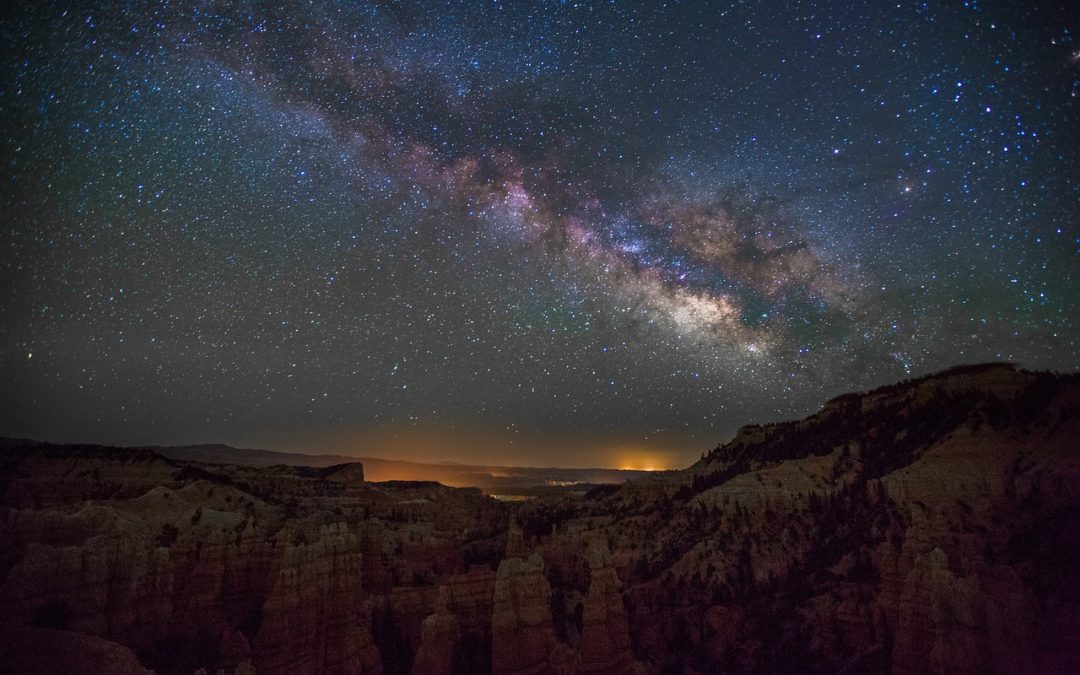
{"left": 2, "top": 1, "right": 1078, "bottom": 468}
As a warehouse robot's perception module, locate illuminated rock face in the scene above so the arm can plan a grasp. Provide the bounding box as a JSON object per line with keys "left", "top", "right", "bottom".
{"left": 252, "top": 522, "right": 381, "bottom": 675}
{"left": 0, "top": 448, "right": 497, "bottom": 675}
{"left": 491, "top": 553, "right": 557, "bottom": 675}
{"left": 488, "top": 515, "right": 561, "bottom": 675}
{"left": 0, "top": 483, "right": 383, "bottom": 674}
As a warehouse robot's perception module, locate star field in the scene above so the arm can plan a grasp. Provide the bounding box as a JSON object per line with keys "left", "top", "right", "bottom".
{"left": 1, "top": 1, "right": 1078, "bottom": 467}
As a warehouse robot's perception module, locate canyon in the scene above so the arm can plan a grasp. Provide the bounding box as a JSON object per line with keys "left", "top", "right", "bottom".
{"left": 1, "top": 363, "right": 1078, "bottom": 673}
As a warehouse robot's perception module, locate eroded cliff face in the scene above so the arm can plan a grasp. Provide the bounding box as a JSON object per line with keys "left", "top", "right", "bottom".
{"left": 0, "top": 448, "right": 504, "bottom": 675}
{"left": 0, "top": 473, "right": 382, "bottom": 674}
{"left": 2, "top": 364, "right": 1078, "bottom": 674}
{"left": 517, "top": 364, "right": 1080, "bottom": 674}
{"left": 252, "top": 522, "right": 381, "bottom": 675}
{"left": 410, "top": 588, "right": 459, "bottom": 675}
{"left": 491, "top": 520, "right": 558, "bottom": 675}
{"left": 576, "top": 540, "right": 641, "bottom": 675}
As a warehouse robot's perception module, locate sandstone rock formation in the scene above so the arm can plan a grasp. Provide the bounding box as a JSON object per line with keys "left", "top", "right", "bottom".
{"left": 520, "top": 364, "right": 1080, "bottom": 673}
{"left": 2, "top": 363, "right": 1079, "bottom": 674}
{"left": 576, "top": 539, "right": 639, "bottom": 675}
{"left": 491, "top": 552, "right": 557, "bottom": 675}
{"left": 252, "top": 522, "right": 381, "bottom": 675}
{"left": 410, "top": 587, "right": 459, "bottom": 675}
{"left": 0, "top": 447, "right": 503, "bottom": 674}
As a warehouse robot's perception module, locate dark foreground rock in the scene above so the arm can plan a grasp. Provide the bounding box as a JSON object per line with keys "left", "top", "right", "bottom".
{"left": 2, "top": 363, "right": 1078, "bottom": 674}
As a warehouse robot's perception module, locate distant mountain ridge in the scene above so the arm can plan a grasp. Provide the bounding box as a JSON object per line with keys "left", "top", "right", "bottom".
{"left": 148, "top": 443, "right": 360, "bottom": 468}
{"left": 154, "top": 445, "right": 651, "bottom": 496}
{"left": 0, "top": 437, "right": 650, "bottom": 497}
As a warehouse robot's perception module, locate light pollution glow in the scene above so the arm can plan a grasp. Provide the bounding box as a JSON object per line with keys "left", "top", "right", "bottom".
{"left": 242, "top": 424, "right": 685, "bottom": 470}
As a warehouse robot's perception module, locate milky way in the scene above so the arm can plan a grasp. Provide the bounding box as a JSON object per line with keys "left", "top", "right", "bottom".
{"left": 2, "top": 1, "right": 1078, "bottom": 466}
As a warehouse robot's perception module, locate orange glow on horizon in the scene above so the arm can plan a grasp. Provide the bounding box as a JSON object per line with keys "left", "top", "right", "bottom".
{"left": 612, "top": 446, "right": 673, "bottom": 472}
{"left": 259, "top": 423, "right": 695, "bottom": 470}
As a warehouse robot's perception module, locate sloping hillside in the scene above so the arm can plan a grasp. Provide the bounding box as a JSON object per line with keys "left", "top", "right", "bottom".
{"left": 519, "top": 363, "right": 1080, "bottom": 673}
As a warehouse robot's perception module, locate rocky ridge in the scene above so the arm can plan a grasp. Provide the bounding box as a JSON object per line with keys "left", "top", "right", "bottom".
{"left": 1, "top": 363, "right": 1078, "bottom": 673}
